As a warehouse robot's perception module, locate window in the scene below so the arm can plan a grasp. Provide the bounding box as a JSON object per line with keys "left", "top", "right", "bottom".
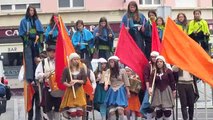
{"left": 73, "top": 0, "right": 84, "bottom": 7}
{"left": 58, "top": 0, "right": 84, "bottom": 8}
{"left": 29, "top": 3, "right": 40, "bottom": 9}
{"left": 2, "top": 52, "right": 23, "bottom": 79}
{"left": 59, "top": 0, "right": 70, "bottom": 7}
{"left": 139, "top": 0, "right": 160, "bottom": 6}
{"left": 1, "top": 5, "right": 12, "bottom": 10}
{"left": 15, "top": 4, "right": 26, "bottom": 10}
{"left": 0, "top": 3, "right": 40, "bottom": 12}
{"left": 175, "top": 0, "right": 197, "bottom": 7}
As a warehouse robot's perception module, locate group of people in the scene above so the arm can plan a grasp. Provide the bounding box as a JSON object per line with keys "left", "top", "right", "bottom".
{"left": 17, "top": 0, "right": 210, "bottom": 120}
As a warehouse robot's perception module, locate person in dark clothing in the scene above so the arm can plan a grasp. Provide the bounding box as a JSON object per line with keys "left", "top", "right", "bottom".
{"left": 19, "top": 5, "right": 44, "bottom": 84}
{"left": 143, "top": 10, "right": 157, "bottom": 59}
{"left": 149, "top": 56, "right": 176, "bottom": 120}
{"left": 121, "top": 1, "right": 147, "bottom": 54}
{"left": 93, "top": 17, "right": 114, "bottom": 59}
{"left": 172, "top": 66, "right": 199, "bottom": 120}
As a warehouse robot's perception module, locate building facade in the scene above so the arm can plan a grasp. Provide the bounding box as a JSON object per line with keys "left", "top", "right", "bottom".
{"left": 0, "top": 0, "right": 212, "bottom": 88}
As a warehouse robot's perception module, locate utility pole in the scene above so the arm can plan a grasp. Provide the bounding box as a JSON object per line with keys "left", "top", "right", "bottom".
{"left": 156, "top": 0, "right": 172, "bottom": 20}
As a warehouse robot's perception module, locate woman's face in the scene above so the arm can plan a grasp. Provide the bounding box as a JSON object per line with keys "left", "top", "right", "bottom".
{"left": 100, "top": 21, "right": 106, "bottom": 27}
{"left": 129, "top": 5, "right": 136, "bottom": 13}
{"left": 71, "top": 58, "right": 80, "bottom": 66}
{"left": 156, "top": 59, "right": 164, "bottom": 69}
{"left": 149, "top": 13, "right": 156, "bottom": 21}
{"left": 157, "top": 19, "right": 163, "bottom": 26}
{"left": 178, "top": 14, "right": 185, "bottom": 23}
{"left": 77, "top": 23, "right": 84, "bottom": 31}
{"left": 150, "top": 56, "right": 157, "bottom": 63}
{"left": 29, "top": 8, "right": 34, "bottom": 17}
{"left": 194, "top": 11, "right": 201, "bottom": 20}
{"left": 101, "top": 63, "right": 107, "bottom": 69}
{"left": 125, "top": 68, "right": 132, "bottom": 76}
{"left": 109, "top": 60, "right": 115, "bottom": 68}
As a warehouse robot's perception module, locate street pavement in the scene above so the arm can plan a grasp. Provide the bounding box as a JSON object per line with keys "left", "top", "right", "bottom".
{"left": 1, "top": 96, "right": 213, "bottom": 120}
{"left": 0, "top": 81, "right": 213, "bottom": 120}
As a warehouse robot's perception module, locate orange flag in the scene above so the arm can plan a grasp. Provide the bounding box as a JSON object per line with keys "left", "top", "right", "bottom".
{"left": 24, "top": 81, "right": 35, "bottom": 112}
{"left": 161, "top": 17, "right": 213, "bottom": 87}
{"left": 55, "top": 16, "right": 75, "bottom": 90}
{"left": 55, "top": 16, "right": 94, "bottom": 97}
{"left": 22, "top": 58, "right": 35, "bottom": 112}
{"left": 83, "top": 77, "right": 94, "bottom": 100}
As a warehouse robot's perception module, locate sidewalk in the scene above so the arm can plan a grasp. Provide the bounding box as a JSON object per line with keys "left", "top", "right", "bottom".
{"left": 8, "top": 79, "right": 23, "bottom": 89}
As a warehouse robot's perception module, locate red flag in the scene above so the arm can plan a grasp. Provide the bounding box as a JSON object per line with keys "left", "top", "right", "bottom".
{"left": 151, "top": 22, "right": 161, "bottom": 52}
{"left": 115, "top": 25, "right": 148, "bottom": 89}
{"left": 55, "top": 16, "right": 75, "bottom": 90}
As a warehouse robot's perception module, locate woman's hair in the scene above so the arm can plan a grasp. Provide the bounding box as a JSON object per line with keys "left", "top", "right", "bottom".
{"left": 110, "top": 60, "right": 120, "bottom": 78}
{"left": 25, "top": 5, "right": 38, "bottom": 19}
{"left": 75, "top": 20, "right": 84, "bottom": 31}
{"left": 49, "top": 13, "right": 58, "bottom": 28}
{"left": 176, "top": 12, "right": 187, "bottom": 26}
{"left": 1, "top": 77, "right": 4, "bottom": 84}
{"left": 127, "top": 1, "right": 140, "bottom": 22}
{"left": 156, "top": 17, "right": 165, "bottom": 26}
{"left": 193, "top": 9, "right": 201, "bottom": 15}
{"left": 94, "top": 62, "right": 108, "bottom": 78}
{"left": 98, "top": 17, "right": 113, "bottom": 35}
{"left": 148, "top": 10, "right": 157, "bottom": 18}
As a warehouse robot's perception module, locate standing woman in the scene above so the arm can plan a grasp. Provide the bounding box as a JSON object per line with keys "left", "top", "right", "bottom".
{"left": 60, "top": 53, "right": 87, "bottom": 120}
{"left": 143, "top": 10, "right": 157, "bottom": 59}
{"left": 19, "top": 5, "right": 44, "bottom": 84}
{"left": 149, "top": 56, "right": 176, "bottom": 120}
{"left": 72, "top": 20, "right": 94, "bottom": 62}
{"left": 94, "top": 58, "right": 108, "bottom": 120}
{"left": 121, "top": 1, "right": 147, "bottom": 53}
{"left": 45, "top": 13, "right": 70, "bottom": 47}
{"left": 175, "top": 13, "right": 198, "bottom": 120}
{"left": 93, "top": 17, "right": 114, "bottom": 59}
{"left": 188, "top": 10, "right": 210, "bottom": 51}
{"left": 45, "top": 13, "right": 59, "bottom": 46}
{"left": 156, "top": 17, "right": 165, "bottom": 41}
{"left": 104, "top": 56, "right": 131, "bottom": 120}
{"left": 141, "top": 51, "right": 159, "bottom": 120}
{"left": 125, "top": 66, "right": 141, "bottom": 120}
{"left": 175, "top": 13, "right": 188, "bottom": 33}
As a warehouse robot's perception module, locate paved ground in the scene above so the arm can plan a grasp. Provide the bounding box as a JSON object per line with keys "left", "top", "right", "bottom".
{"left": 0, "top": 80, "right": 213, "bottom": 120}
{"left": 1, "top": 96, "right": 213, "bottom": 120}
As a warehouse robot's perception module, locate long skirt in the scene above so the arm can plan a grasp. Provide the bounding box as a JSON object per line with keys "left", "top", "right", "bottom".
{"left": 60, "top": 86, "right": 86, "bottom": 111}
{"left": 94, "top": 83, "right": 107, "bottom": 104}
{"left": 105, "top": 85, "right": 128, "bottom": 108}
{"left": 151, "top": 86, "right": 174, "bottom": 108}
{"left": 126, "top": 93, "right": 140, "bottom": 112}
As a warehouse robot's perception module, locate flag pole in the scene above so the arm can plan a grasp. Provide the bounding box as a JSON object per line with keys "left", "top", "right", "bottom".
{"left": 149, "top": 69, "right": 156, "bottom": 103}
{"left": 66, "top": 56, "right": 76, "bottom": 99}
